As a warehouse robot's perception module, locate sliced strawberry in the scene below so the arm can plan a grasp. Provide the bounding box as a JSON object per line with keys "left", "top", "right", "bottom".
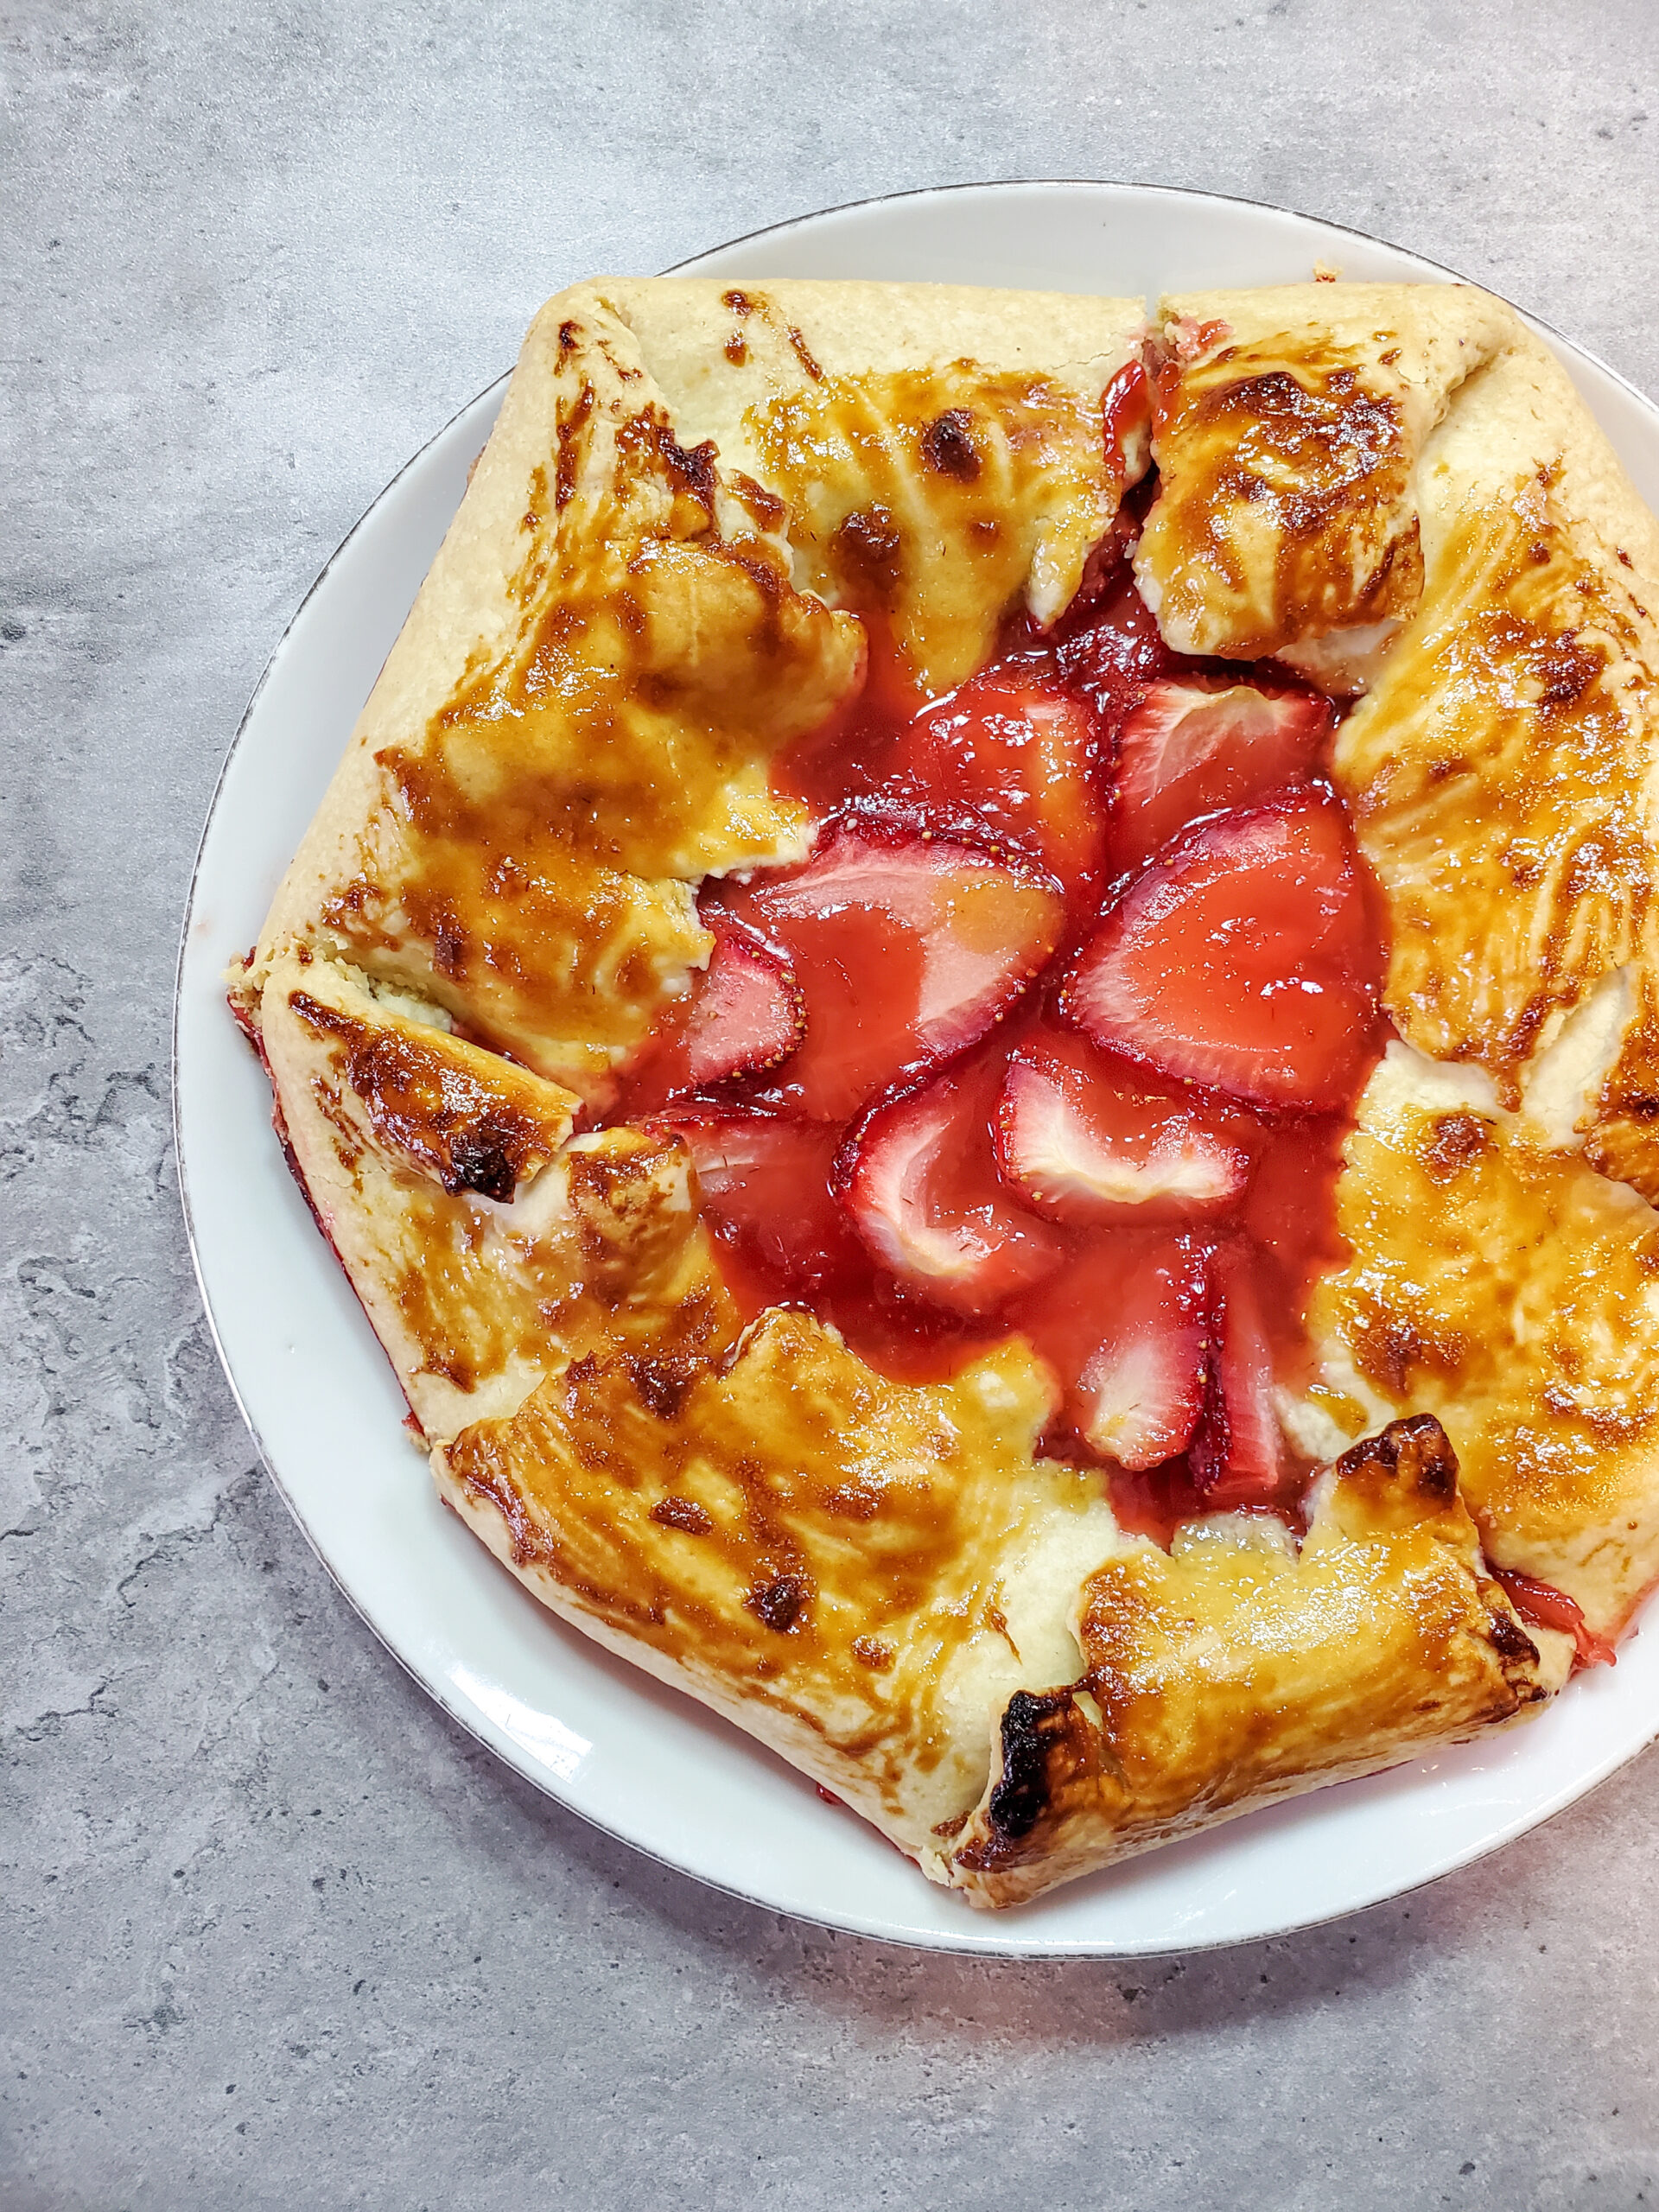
{"left": 1061, "top": 791, "right": 1382, "bottom": 1115}
{"left": 1074, "top": 1236, "right": 1210, "bottom": 1471}
{"left": 1101, "top": 359, "right": 1153, "bottom": 491}
{"left": 683, "top": 918, "right": 804, "bottom": 1086}
{"left": 1189, "top": 1243, "right": 1284, "bottom": 1505}
{"left": 671, "top": 1112, "right": 867, "bottom": 1302}
{"left": 1014, "top": 1230, "right": 1210, "bottom": 1470}
{"left": 995, "top": 1029, "right": 1249, "bottom": 1224}
{"left": 1110, "top": 679, "right": 1333, "bottom": 868}
{"left": 722, "top": 820, "right": 1065, "bottom": 1122}
{"left": 836, "top": 1053, "right": 1066, "bottom": 1316}
{"left": 889, "top": 669, "right": 1105, "bottom": 889}
{"left": 613, "top": 915, "right": 804, "bottom": 1110}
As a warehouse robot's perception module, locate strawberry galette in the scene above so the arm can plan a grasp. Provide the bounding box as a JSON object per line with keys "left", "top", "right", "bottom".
{"left": 232, "top": 276, "right": 1659, "bottom": 1906}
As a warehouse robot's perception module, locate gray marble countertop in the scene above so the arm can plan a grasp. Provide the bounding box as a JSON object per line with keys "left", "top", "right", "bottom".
{"left": 6, "top": 3, "right": 1659, "bottom": 2204}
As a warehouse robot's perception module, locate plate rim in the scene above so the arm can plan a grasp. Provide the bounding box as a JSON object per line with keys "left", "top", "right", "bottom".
{"left": 174, "top": 178, "right": 1659, "bottom": 1957}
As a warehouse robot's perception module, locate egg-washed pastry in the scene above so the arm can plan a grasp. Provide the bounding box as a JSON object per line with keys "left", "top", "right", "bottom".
{"left": 232, "top": 273, "right": 1659, "bottom": 1908}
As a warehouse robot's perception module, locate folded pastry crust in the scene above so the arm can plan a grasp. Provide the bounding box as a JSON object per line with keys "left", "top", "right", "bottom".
{"left": 238, "top": 273, "right": 1659, "bottom": 1909}
{"left": 242, "top": 278, "right": 1145, "bottom": 1095}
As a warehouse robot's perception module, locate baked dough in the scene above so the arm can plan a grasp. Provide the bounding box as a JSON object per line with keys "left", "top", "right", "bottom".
{"left": 235, "top": 273, "right": 1659, "bottom": 1909}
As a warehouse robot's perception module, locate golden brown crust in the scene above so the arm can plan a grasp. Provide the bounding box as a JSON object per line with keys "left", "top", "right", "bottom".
{"left": 259, "top": 950, "right": 736, "bottom": 1443}
{"left": 1135, "top": 283, "right": 1517, "bottom": 658}
{"left": 1334, "top": 340, "right": 1659, "bottom": 1108}
{"left": 934, "top": 1417, "right": 1566, "bottom": 1908}
{"left": 1307, "top": 1043, "right": 1659, "bottom": 1637}
{"left": 1585, "top": 966, "right": 1659, "bottom": 1201}
{"left": 435, "top": 1311, "right": 1108, "bottom": 1852}
{"left": 606, "top": 276, "right": 1149, "bottom": 683}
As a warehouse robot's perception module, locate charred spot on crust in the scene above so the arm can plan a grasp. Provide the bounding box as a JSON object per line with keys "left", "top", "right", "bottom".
{"left": 444, "top": 1129, "right": 519, "bottom": 1204}
{"left": 1486, "top": 1606, "right": 1540, "bottom": 1664}
{"left": 288, "top": 992, "right": 555, "bottom": 1203}
{"left": 1422, "top": 1109, "right": 1493, "bottom": 1184}
{"left": 650, "top": 1493, "right": 714, "bottom": 1535}
{"left": 1334, "top": 1411, "right": 1459, "bottom": 1503}
{"left": 983, "top": 1688, "right": 1077, "bottom": 1843}
{"left": 920, "top": 409, "right": 982, "bottom": 482}
{"left": 830, "top": 505, "right": 904, "bottom": 610}
{"left": 625, "top": 1353, "right": 696, "bottom": 1421}
{"left": 745, "top": 1571, "right": 811, "bottom": 1635}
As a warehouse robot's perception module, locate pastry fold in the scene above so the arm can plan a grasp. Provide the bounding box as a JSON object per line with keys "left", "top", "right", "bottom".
{"left": 238, "top": 278, "right": 1145, "bottom": 1096}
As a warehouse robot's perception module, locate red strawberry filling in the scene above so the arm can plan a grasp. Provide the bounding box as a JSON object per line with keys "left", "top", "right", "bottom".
{"left": 775, "top": 662, "right": 1108, "bottom": 923}
{"left": 614, "top": 526, "right": 1389, "bottom": 1543}
{"left": 1489, "top": 1567, "right": 1618, "bottom": 1672}
{"left": 669, "top": 1112, "right": 867, "bottom": 1302}
{"left": 626, "top": 914, "right": 805, "bottom": 1101}
{"left": 1189, "top": 1242, "right": 1286, "bottom": 1504}
{"left": 893, "top": 671, "right": 1106, "bottom": 896}
{"left": 1020, "top": 1233, "right": 1211, "bottom": 1471}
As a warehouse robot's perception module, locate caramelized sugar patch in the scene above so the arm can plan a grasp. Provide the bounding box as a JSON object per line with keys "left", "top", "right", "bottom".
{"left": 444, "top": 1313, "right": 1059, "bottom": 1793}
{"left": 1335, "top": 480, "right": 1657, "bottom": 1102}
{"left": 747, "top": 365, "right": 1119, "bottom": 690}
{"left": 321, "top": 371, "right": 863, "bottom": 1085}
{"left": 1315, "top": 1076, "right": 1659, "bottom": 1621}
{"left": 1139, "top": 333, "right": 1421, "bottom": 658}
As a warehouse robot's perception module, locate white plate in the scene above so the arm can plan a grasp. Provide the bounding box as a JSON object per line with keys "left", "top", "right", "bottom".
{"left": 175, "top": 182, "right": 1659, "bottom": 1956}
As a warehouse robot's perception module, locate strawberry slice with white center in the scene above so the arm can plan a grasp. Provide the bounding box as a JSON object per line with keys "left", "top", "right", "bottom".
{"left": 891, "top": 669, "right": 1105, "bottom": 889}
{"left": 723, "top": 820, "right": 1065, "bottom": 1122}
{"left": 1015, "top": 1231, "right": 1211, "bottom": 1470}
{"left": 1075, "top": 1236, "right": 1210, "bottom": 1470}
{"left": 671, "top": 915, "right": 804, "bottom": 1090}
{"left": 671, "top": 1111, "right": 867, "bottom": 1301}
{"left": 836, "top": 1053, "right": 1066, "bottom": 1316}
{"left": 1189, "top": 1243, "right": 1285, "bottom": 1504}
{"left": 1061, "top": 791, "right": 1382, "bottom": 1115}
{"left": 995, "top": 1028, "right": 1249, "bottom": 1224}
{"left": 1110, "top": 679, "right": 1333, "bottom": 868}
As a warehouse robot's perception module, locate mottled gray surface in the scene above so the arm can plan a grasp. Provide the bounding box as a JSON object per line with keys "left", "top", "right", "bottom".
{"left": 5, "top": 1, "right": 1659, "bottom": 2203}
